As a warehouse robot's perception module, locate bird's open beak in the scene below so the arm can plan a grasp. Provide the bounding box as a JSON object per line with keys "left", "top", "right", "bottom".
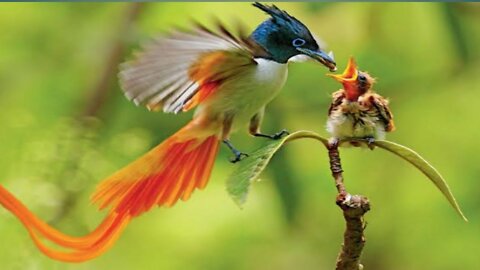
{"left": 296, "top": 48, "right": 337, "bottom": 72}
{"left": 326, "top": 57, "right": 358, "bottom": 82}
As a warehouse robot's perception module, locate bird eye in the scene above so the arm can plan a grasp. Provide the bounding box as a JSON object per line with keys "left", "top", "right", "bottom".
{"left": 292, "top": 38, "right": 306, "bottom": 47}
{"left": 358, "top": 74, "right": 366, "bottom": 81}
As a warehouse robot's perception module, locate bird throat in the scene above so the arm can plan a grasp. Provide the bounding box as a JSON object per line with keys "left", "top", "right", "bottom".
{"left": 343, "top": 83, "right": 362, "bottom": 102}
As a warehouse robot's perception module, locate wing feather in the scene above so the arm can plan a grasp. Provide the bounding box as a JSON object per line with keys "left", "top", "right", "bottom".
{"left": 142, "top": 77, "right": 192, "bottom": 109}
{"left": 126, "top": 71, "right": 186, "bottom": 102}
{"left": 328, "top": 90, "right": 345, "bottom": 116}
{"left": 120, "top": 23, "right": 254, "bottom": 113}
{"left": 164, "top": 82, "right": 199, "bottom": 113}
{"left": 369, "top": 94, "right": 395, "bottom": 132}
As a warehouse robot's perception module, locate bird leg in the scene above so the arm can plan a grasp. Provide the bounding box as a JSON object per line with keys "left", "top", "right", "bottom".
{"left": 254, "top": 129, "right": 290, "bottom": 140}
{"left": 223, "top": 140, "right": 249, "bottom": 163}
{"left": 249, "top": 108, "right": 264, "bottom": 135}
{"left": 364, "top": 136, "right": 376, "bottom": 150}
{"left": 222, "top": 114, "right": 248, "bottom": 163}
{"left": 249, "top": 108, "right": 289, "bottom": 140}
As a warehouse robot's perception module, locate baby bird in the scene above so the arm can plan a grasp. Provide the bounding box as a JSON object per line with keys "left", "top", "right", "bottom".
{"left": 326, "top": 57, "right": 395, "bottom": 147}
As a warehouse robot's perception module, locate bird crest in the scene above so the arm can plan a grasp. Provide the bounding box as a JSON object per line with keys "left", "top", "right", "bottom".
{"left": 252, "top": 2, "right": 308, "bottom": 36}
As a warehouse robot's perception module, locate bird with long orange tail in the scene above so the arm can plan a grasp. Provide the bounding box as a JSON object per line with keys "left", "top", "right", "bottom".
{"left": 0, "top": 3, "right": 335, "bottom": 262}
{"left": 326, "top": 57, "right": 395, "bottom": 148}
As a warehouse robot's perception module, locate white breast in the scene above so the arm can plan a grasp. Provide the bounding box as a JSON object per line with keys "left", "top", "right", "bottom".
{"left": 199, "top": 58, "right": 288, "bottom": 131}
{"left": 254, "top": 58, "right": 289, "bottom": 85}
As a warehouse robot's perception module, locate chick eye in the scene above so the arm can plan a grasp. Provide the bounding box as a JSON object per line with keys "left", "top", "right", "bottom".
{"left": 292, "top": 38, "right": 306, "bottom": 47}
{"left": 358, "top": 74, "right": 366, "bottom": 81}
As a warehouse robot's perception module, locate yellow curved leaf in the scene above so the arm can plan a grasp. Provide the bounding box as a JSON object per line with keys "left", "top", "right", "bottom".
{"left": 374, "top": 140, "right": 467, "bottom": 221}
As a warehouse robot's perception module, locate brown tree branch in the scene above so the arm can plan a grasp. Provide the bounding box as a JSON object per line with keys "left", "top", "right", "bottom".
{"left": 48, "top": 3, "right": 145, "bottom": 226}
{"left": 328, "top": 143, "right": 370, "bottom": 270}
{"left": 81, "top": 2, "right": 145, "bottom": 119}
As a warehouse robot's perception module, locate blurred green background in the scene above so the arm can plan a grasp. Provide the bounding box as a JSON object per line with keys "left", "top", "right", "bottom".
{"left": 0, "top": 2, "right": 479, "bottom": 270}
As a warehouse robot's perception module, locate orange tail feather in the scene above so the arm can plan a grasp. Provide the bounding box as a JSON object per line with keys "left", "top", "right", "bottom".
{"left": 0, "top": 185, "right": 116, "bottom": 249}
{"left": 0, "top": 185, "right": 130, "bottom": 262}
{"left": 91, "top": 122, "right": 220, "bottom": 216}
{"left": 0, "top": 121, "right": 219, "bottom": 262}
{"left": 28, "top": 212, "right": 130, "bottom": 262}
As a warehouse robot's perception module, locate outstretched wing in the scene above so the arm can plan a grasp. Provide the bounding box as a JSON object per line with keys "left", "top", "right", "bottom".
{"left": 119, "top": 23, "right": 256, "bottom": 113}
{"left": 328, "top": 90, "right": 345, "bottom": 116}
{"left": 369, "top": 94, "right": 395, "bottom": 132}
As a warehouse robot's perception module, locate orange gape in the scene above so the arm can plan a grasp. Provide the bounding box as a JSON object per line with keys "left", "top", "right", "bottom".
{"left": 0, "top": 120, "right": 220, "bottom": 262}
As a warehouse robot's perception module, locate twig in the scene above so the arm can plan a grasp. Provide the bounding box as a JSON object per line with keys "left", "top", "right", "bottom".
{"left": 328, "top": 143, "right": 346, "bottom": 195}
{"left": 328, "top": 143, "right": 370, "bottom": 270}
{"left": 49, "top": 3, "right": 145, "bottom": 226}
{"left": 81, "top": 2, "right": 145, "bottom": 119}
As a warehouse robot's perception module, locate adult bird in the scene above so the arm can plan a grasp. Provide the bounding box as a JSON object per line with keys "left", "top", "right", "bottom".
{"left": 0, "top": 2, "right": 336, "bottom": 262}
{"left": 326, "top": 57, "right": 395, "bottom": 148}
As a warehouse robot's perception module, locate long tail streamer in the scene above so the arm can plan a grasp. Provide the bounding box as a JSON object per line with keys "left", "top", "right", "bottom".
{"left": 0, "top": 122, "right": 219, "bottom": 262}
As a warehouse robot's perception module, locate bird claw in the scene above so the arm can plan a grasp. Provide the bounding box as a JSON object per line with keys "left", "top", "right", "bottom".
{"left": 223, "top": 139, "right": 249, "bottom": 163}
{"left": 255, "top": 129, "right": 290, "bottom": 140}
{"left": 230, "top": 152, "right": 249, "bottom": 163}
{"left": 271, "top": 129, "right": 290, "bottom": 140}
{"left": 365, "top": 137, "right": 375, "bottom": 150}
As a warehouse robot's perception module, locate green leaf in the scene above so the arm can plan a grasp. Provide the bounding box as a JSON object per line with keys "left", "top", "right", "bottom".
{"left": 374, "top": 140, "right": 468, "bottom": 221}
{"left": 226, "top": 131, "right": 328, "bottom": 207}
{"left": 226, "top": 130, "right": 467, "bottom": 222}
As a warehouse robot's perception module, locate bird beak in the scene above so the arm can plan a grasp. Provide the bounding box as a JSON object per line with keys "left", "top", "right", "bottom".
{"left": 326, "top": 57, "right": 358, "bottom": 82}
{"left": 296, "top": 48, "right": 337, "bottom": 72}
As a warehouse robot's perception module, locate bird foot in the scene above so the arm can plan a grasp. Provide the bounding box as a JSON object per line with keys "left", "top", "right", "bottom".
{"left": 230, "top": 151, "right": 249, "bottom": 164}
{"left": 255, "top": 129, "right": 290, "bottom": 140}
{"left": 223, "top": 139, "right": 249, "bottom": 163}
{"left": 364, "top": 136, "right": 375, "bottom": 150}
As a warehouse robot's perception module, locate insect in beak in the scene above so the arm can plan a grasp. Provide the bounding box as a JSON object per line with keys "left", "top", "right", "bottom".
{"left": 296, "top": 47, "right": 337, "bottom": 72}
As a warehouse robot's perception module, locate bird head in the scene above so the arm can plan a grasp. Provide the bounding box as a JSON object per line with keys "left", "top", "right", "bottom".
{"left": 250, "top": 2, "right": 336, "bottom": 71}
{"left": 327, "top": 57, "right": 375, "bottom": 101}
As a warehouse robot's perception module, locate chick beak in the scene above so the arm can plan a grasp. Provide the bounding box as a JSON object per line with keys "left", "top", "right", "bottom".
{"left": 326, "top": 57, "right": 358, "bottom": 83}
{"left": 296, "top": 47, "right": 337, "bottom": 72}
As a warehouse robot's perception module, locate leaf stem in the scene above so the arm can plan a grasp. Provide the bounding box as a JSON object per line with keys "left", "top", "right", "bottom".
{"left": 283, "top": 130, "right": 329, "bottom": 146}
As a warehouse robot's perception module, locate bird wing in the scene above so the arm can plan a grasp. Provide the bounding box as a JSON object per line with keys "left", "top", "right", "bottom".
{"left": 369, "top": 94, "right": 395, "bottom": 132}
{"left": 119, "top": 23, "right": 256, "bottom": 114}
{"left": 328, "top": 90, "right": 345, "bottom": 116}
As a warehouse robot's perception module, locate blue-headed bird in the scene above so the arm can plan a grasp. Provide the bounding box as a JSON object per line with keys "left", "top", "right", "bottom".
{"left": 326, "top": 57, "right": 395, "bottom": 148}
{"left": 0, "top": 3, "right": 336, "bottom": 262}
